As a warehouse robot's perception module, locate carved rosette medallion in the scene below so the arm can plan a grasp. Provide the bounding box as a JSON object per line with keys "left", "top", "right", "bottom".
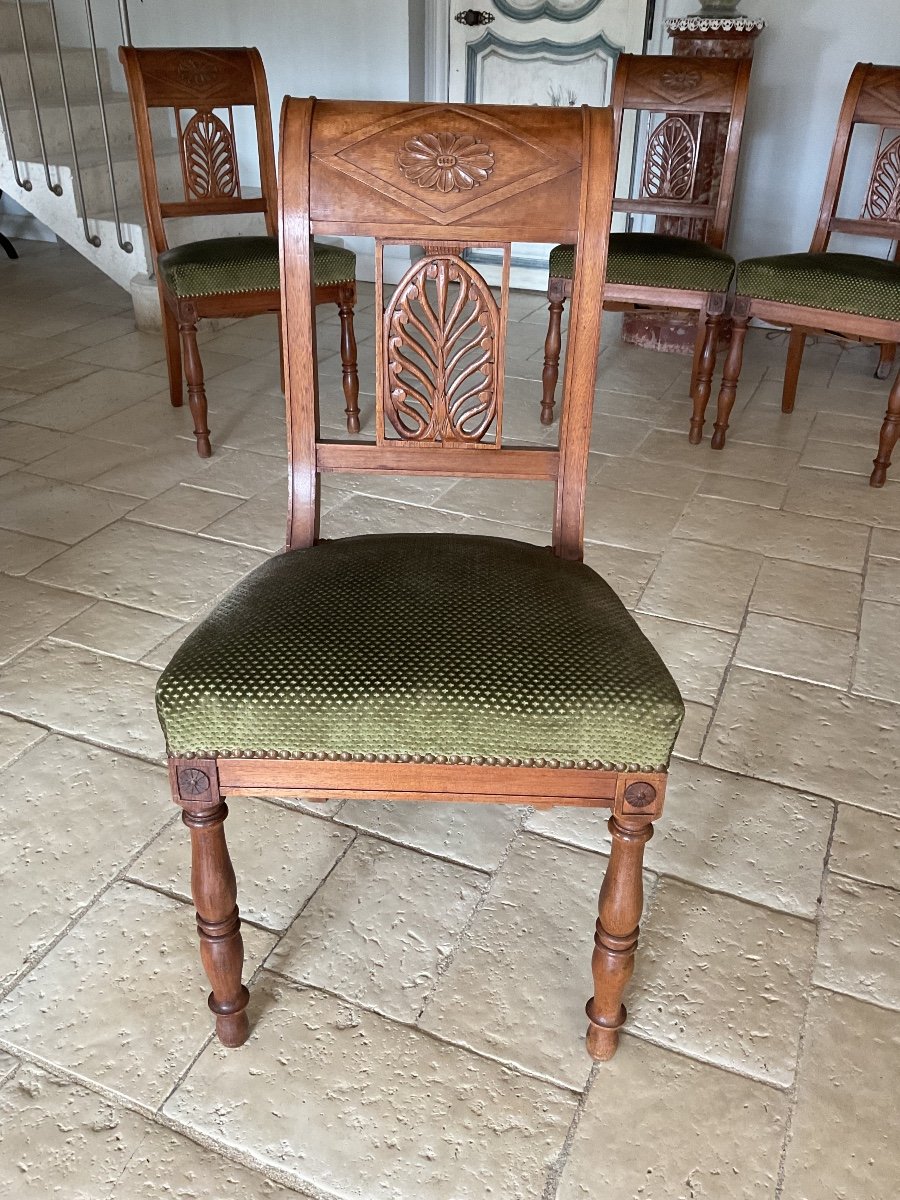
{"left": 384, "top": 254, "right": 499, "bottom": 445}
{"left": 397, "top": 132, "right": 495, "bottom": 193}
{"left": 659, "top": 68, "right": 703, "bottom": 99}
{"left": 177, "top": 55, "right": 221, "bottom": 89}
{"left": 624, "top": 781, "right": 657, "bottom": 809}
{"left": 177, "top": 766, "right": 210, "bottom": 797}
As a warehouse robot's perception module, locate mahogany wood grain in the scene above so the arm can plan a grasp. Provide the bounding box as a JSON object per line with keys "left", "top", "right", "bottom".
{"left": 119, "top": 46, "right": 359, "bottom": 456}
{"left": 709, "top": 63, "right": 900, "bottom": 484}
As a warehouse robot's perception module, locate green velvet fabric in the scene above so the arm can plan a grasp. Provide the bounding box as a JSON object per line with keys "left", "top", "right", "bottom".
{"left": 157, "top": 236, "right": 356, "bottom": 298}
{"left": 156, "top": 534, "right": 684, "bottom": 771}
{"left": 736, "top": 252, "right": 900, "bottom": 322}
{"left": 550, "top": 233, "right": 734, "bottom": 293}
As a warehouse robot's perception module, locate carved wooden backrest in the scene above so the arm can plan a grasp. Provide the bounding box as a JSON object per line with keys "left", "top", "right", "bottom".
{"left": 119, "top": 46, "right": 277, "bottom": 261}
{"left": 279, "top": 99, "right": 615, "bottom": 560}
{"left": 812, "top": 63, "right": 900, "bottom": 251}
{"left": 611, "top": 53, "right": 752, "bottom": 249}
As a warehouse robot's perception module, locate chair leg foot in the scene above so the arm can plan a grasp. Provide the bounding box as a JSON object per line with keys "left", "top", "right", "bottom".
{"left": 870, "top": 372, "right": 900, "bottom": 487}
{"left": 875, "top": 342, "right": 896, "bottom": 381}
{"left": 585, "top": 814, "right": 652, "bottom": 1063}
{"left": 541, "top": 295, "right": 565, "bottom": 426}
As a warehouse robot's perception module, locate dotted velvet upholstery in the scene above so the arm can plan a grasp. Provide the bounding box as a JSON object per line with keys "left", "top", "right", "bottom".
{"left": 550, "top": 233, "right": 734, "bottom": 293}
{"left": 736, "top": 252, "right": 900, "bottom": 322}
{"left": 157, "top": 236, "right": 356, "bottom": 298}
{"left": 156, "top": 534, "right": 684, "bottom": 771}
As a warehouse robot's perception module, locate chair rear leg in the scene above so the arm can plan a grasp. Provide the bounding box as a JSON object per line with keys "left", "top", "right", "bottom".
{"left": 178, "top": 307, "right": 212, "bottom": 458}
{"left": 541, "top": 294, "right": 566, "bottom": 426}
{"left": 586, "top": 812, "right": 653, "bottom": 1061}
{"left": 689, "top": 295, "right": 725, "bottom": 444}
{"left": 782, "top": 328, "right": 806, "bottom": 413}
{"left": 875, "top": 342, "right": 896, "bottom": 381}
{"left": 711, "top": 298, "right": 751, "bottom": 450}
{"left": 871, "top": 369, "right": 900, "bottom": 487}
{"left": 161, "top": 291, "right": 183, "bottom": 408}
{"left": 171, "top": 758, "right": 250, "bottom": 1048}
{"left": 338, "top": 286, "right": 360, "bottom": 434}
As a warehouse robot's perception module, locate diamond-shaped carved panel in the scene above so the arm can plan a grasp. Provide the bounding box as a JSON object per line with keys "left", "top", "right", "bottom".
{"left": 313, "top": 104, "right": 581, "bottom": 227}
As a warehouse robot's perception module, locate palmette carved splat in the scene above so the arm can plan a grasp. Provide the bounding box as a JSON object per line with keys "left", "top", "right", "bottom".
{"left": 863, "top": 131, "right": 900, "bottom": 222}
{"left": 641, "top": 115, "right": 698, "bottom": 201}
{"left": 181, "top": 110, "right": 239, "bottom": 200}
{"left": 382, "top": 253, "right": 500, "bottom": 446}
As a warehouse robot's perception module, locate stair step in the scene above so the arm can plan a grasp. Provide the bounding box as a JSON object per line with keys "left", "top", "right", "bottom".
{"left": 0, "top": 46, "right": 111, "bottom": 104}
{"left": 1, "top": 94, "right": 170, "bottom": 159}
{"left": 0, "top": 1, "right": 55, "bottom": 52}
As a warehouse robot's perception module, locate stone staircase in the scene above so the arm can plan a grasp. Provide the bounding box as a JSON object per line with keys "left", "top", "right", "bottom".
{"left": 0, "top": 2, "right": 262, "bottom": 325}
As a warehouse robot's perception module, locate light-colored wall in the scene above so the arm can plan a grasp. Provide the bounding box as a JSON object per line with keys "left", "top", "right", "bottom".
{"left": 653, "top": 0, "right": 900, "bottom": 262}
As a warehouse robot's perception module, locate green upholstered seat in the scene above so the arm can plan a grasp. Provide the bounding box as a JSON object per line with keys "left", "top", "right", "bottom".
{"left": 157, "top": 236, "right": 356, "bottom": 298}
{"left": 156, "top": 533, "right": 684, "bottom": 771}
{"left": 550, "top": 233, "right": 735, "bottom": 293}
{"left": 736, "top": 252, "right": 900, "bottom": 322}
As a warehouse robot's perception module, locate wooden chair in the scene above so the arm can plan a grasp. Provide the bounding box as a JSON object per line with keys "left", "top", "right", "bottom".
{"left": 540, "top": 53, "right": 752, "bottom": 437}
{"left": 708, "top": 63, "right": 900, "bottom": 486}
{"left": 154, "top": 97, "right": 685, "bottom": 1062}
{"left": 120, "top": 46, "right": 360, "bottom": 457}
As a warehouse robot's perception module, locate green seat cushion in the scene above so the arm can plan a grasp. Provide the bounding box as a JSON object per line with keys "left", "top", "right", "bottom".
{"left": 157, "top": 236, "right": 356, "bottom": 298}
{"left": 550, "top": 233, "right": 734, "bottom": 292}
{"left": 736, "top": 252, "right": 900, "bottom": 322}
{"left": 156, "top": 533, "right": 684, "bottom": 771}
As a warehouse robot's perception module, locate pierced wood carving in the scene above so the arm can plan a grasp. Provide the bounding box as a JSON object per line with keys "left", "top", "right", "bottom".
{"left": 641, "top": 116, "right": 698, "bottom": 201}
{"left": 383, "top": 254, "right": 500, "bottom": 445}
{"left": 863, "top": 131, "right": 900, "bottom": 221}
{"left": 397, "top": 132, "right": 495, "bottom": 193}
{"left": 182, "top": 110, "right": 239, "bottom": 200}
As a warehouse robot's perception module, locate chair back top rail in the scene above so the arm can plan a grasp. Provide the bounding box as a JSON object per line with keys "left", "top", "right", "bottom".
{"left": 119, "top": 46, "right": 277, "bottom": 260}
{"left": 611, "top": 53, "right": 752, "bottom": 250}
{"left": 813, "top": 62, "right": 900, "bottom": 250}
{"left": 279, "top": 98, "right": 615, "bottom": 561}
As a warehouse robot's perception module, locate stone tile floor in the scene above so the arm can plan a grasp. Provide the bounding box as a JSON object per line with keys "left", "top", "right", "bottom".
{"left": 0, "top": 239, "right": 899, "bottom": 1198}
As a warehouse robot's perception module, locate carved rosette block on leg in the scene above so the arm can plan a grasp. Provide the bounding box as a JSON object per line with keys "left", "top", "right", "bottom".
{"left": 170, "top": 759, "right": 250, "bottom": 1047}
{"left": 586, "top": 811, "right": 653, "bottom": 1061}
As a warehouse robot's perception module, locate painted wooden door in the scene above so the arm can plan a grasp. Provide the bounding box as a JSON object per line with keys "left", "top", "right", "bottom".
{"left": 448, "top": 0, "right": 648, "bottom": 286}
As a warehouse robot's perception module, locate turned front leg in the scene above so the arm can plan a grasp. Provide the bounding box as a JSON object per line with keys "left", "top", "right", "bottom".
{"left": 541, "top": 296, "right": 566, "bottom": 425}
{"left": 178, "top": 314, "right": 212, "bottom": 458}
{"left": 182, "top": 801, "right": 250, "bottom": 1047}
{"left": 586, "top": 813, "right": 653, "bottom": 1061}
{"left": 871, "top": 368, "right": 900, "bottom": 488}
{"left": 711, "top": 298, "right": 751, "bottom": 451}
{"left": 689, "top": 297, "right": 725, "bottom": 444}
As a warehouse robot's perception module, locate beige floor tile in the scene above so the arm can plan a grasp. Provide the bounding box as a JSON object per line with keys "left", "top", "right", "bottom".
{"left": 126, "top": 484, "right": 243, "bottom": 534}
{"left": 639, "top": 428, "right": 800, "bottom": 484}
{"left": 0, "top": 1065, "right": 305, "bottom": 1199}
{"left": 556, "top": 1037, "right": 788, "bottom": 1200}
{"left": 211, "top": 358, "right": 283, "bottom": 397}
{"left": 88, "top": 443, "right": 228, "bottom": 500}
{"left": 673, "top": 699, "right": 713, "bottom": 760}
{"left": 705, "top": 667, "right": 900, "bottom": 814}
{"left": 0, "top": 424, "right": 77, "bottom": 464}
{"left": 201, "top": 494, "right": 286, "bottom": 552}
{"left": 3, "top": 357, "right": 100, "bottom": 396}
{"left": 438, "top": 477, "right": 555, "bottom": 531}
{"left": 781, "top": 990, "right": 900, "bottom": 1200}
{"left": 0, "top": 642, "right": 163, "bottom": 762}
{"left": 145, "top": 347, "right": 259, "bottom": 384}
{"left": 865, "top": 555, "right": 900, "bottom": 603}
{"left": 784, "top": 467, "right": 900, "bottom": 529}
{"left": 0, "top": 574, "right": 92, "bottom": 664}
{"left": 527, "top": 762, "right": 831, "bottom": 917}
{"left": 421, "top": 833, "right": 618, "bottom": 1089}
{"left": 720, "top": 403, "right": 815, "bottom": 450}
{"left": 30, "top": 522, "right": 266, "bottom": 620}
{"left": 589, "top": 453, "right": 704, "bottom": 501}
{"left": 321, "top": 494, "right": 463, "bottom": 540}
{"left": 49, "top": 602, "right": 181, "bottom": 663}
{"left": 129, "top": 797, "right": 353, "bottom": 932}
{"left": 0, "top": 713, "right": 45, "bottom": 769}
{"left": 139, "top": 615, "right": 203, "bottom": 671}
{"left": 52, "top": 312, "right": 137, "bottom": 349}
{"left": 335, "top": 800, "right": 523, "bottom": 871}
{"left": 0, "top": 528, "right": 67, "bottom": 576}
{"left": 584, "top": 486, "right": 687, "bottom": 554}
{"left": 589, "top": 413, "right": 653, "bottom": 457}
{"left": 0, "top": 472, "right": 137, "bottom": 544}
{"left": 831, "top": 804, "right": 900, "bottom": 889}
{"left": 187, "top": 448, "right": 288, "bottom": 499}
{"left": 581, "top": 540, "right": 657, "bottom": 608}
{"left": 676, "top": 494, "right": 869, "bottom": 571}
{"left": 752, "top": 378, "right": 886, "bottom": 420}
{"left": 0, "top": 883, "right": 274, "bottom": 1109}
{"left": 71, "top": 330, "right": 166, "bottom": 372}
{"left": 164, "top": 975, "right": 575, "bottom": 1199}
{"left": 871, "top": 526, "right": 900, "bottom": 559}
{"left": 811, "top": 408, "right": 881, "bottom": 447}
{"left": 799, "top": 437, "right": 880, "bottom": 477}
{"left": 696, "top": 472, "right": 787, "bottom": 508}
{"left": 269, "top": 836, "right": 484, "bottom": 1021}
{"left": 0, "top": 1050, "right": 15, "bottom": 1085}
{"left": 24, "top": 435, "right": 149, "bottom": 484}
{"left": 638, "top": 540, "right": 761, "bottom": 632}
{"left": 635, "top": 613, "right": 735, "bottom": 704}
{"left": 322, "top": 471, "right": 457, "bottom": 508}
{"left": 0, "top": 331, "right": 85, "bottom": 369}
{"left": 815, "top": 874, "right": 900, "bottom": 1009}
{"left": 853, "top": 601, "right": 900, "bottom": 703}
{"left": 629, "top": 878, "right": 816, "bottom": 1085}
{"left": 78, "top": 396, "right": 193, "bottom": 448}
{"left": 594, "top": 343, "right": 685, "bottom": 398}
{"left": 750, "top": 557, "right": 862, "bottom": 631}
{"left": 1, "top": 369, "right": 163, "bottom": 432}
{"left": 735, "top": 612, "right": 857, "bottom": 689}
{"left": 0, "top": 736, "right": 169, "bottom": 988}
